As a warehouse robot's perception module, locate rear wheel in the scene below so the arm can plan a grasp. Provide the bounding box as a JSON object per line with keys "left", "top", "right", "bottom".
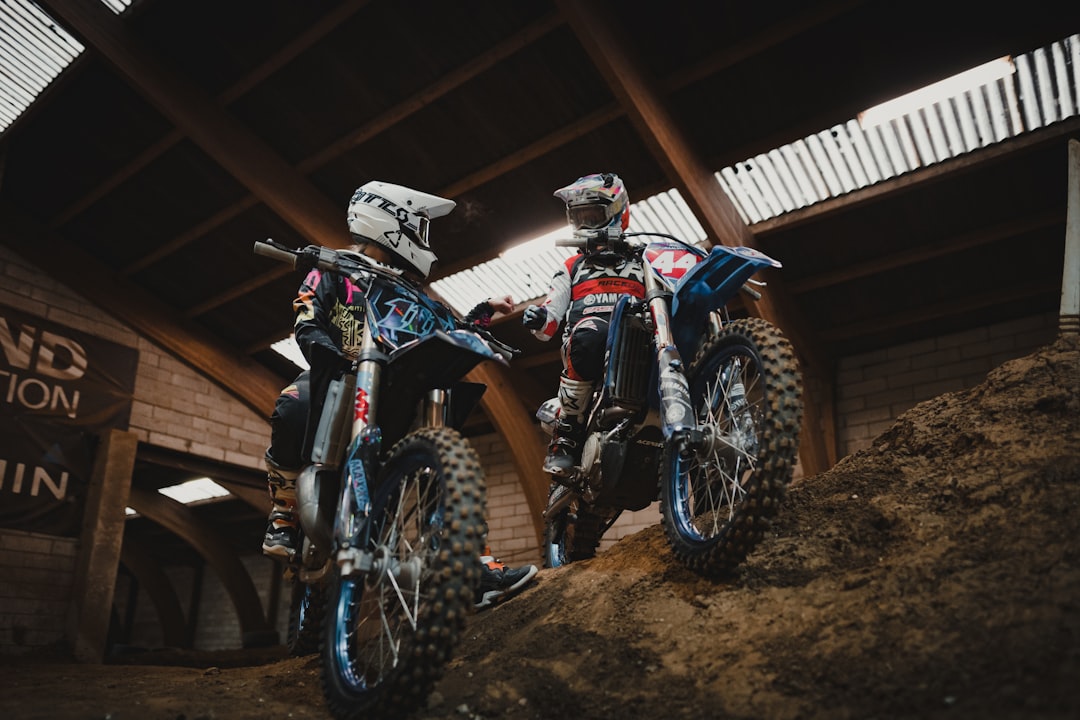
{"left": 319, "top": 427, "right": 486, "bottom": 720}
{"left": 660, "top": 318, "right": 802, "bottom": 577}
{"left": 287, "top": 579, "right": 325, "bottom": 657}
{"left": 543, "top": 484, "right": 606, "bottom": 568}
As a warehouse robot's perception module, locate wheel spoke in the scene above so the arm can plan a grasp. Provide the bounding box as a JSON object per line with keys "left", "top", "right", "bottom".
{"left": 689, "top": 361, "right": 759, "bottom": 528}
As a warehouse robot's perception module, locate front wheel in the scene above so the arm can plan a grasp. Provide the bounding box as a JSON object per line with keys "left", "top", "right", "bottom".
{"left": 319, "top": 427, "right": 487, "bottom": 720}
{"left": 661, "top": 317, "right": 802, "bottom": 577}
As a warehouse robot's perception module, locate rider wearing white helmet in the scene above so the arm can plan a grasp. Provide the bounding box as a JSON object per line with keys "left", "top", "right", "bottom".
{"left": 345, "top": 180, "right": 456, "bottom": 281}
{"left": 263, "top": 181, "right": 535, "bottom": 609}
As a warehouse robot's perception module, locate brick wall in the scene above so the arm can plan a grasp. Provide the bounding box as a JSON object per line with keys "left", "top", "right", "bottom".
{"left": 836, "top": 313, "right": 1058, "bottom": 457}
{"left": 470, "top": 433, "right": 543, "bottom": 564}
{"left": 189, "top": 556, "right": 289, "bottom": 650}
{"left": 114, "top": 556, "right": 290, "bottom": 652}
{"left": 0, "top": 246, "right": 274, "bottom": 655}
{"left": 0, "top": 531, "right": 78, "bottom": 655}
{"left": 0, "top": 246, "right": 271, "bottom": 472}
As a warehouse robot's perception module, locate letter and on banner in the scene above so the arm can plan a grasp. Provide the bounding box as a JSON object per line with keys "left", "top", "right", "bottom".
{"left": 0, "top": 304, "right": 138, "bottom": 536}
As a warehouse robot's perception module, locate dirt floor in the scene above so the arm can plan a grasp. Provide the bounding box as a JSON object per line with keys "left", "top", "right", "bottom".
{"left": 4, "top": 336, "right": 1079, "bottom": 720}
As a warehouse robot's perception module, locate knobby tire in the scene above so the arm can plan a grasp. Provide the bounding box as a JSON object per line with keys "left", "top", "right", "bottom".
{"left": 660, "top": 317, "right": 802, "bottom": 577}
{"left": 319, "top": 427, "right": 487, "bottom": 720}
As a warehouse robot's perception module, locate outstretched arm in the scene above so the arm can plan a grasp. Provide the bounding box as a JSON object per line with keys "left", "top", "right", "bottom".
{"left": 464, "top": 294, "right": 515, "bottom": 327}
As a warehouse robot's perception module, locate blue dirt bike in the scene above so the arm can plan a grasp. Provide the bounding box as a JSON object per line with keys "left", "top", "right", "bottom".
{"left": 539, "top": 231, "right": 803, "bottom": 577}
{"left": 254, "top": 239, "right": 517, "bottom": 720}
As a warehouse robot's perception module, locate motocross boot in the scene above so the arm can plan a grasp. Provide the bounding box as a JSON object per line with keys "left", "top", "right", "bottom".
{"left": 262, "top": 464, "right": 300, "bottom": 560}
{"left": 543, "top": 414, "right": 586, "bottom": 477}
{"left": 543, "top": 375, "right": 593, "bottom": 477}
{"left": 475, "top": 546, "right": 538, "bottom": 610}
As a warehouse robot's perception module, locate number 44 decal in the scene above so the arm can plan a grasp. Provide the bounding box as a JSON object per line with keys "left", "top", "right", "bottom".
{"left": 646, "top": 248, "right": 700, "bottom": 279}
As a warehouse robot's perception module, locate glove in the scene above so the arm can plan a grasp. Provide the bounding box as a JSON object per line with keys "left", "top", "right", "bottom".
{"left": 522, "top": 304, "right": 546, "bottom": 330}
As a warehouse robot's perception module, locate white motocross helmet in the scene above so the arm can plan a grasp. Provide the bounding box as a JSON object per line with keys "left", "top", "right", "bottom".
{"left": 346, "top": 181, "right": 456, "bottom": 279}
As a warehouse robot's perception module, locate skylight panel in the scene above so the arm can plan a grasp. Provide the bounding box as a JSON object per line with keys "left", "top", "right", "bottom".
{"left": 857, "top": 57, "right": 1016, "bottom": 128}
{"left": 0, "top": 1, "right": 138, "bottom": 136}
{"left": 125, "top": 476, "right": 230, "bottom": 516}
{"left": 157, "top": 477, "right": 230, "bottom": 504}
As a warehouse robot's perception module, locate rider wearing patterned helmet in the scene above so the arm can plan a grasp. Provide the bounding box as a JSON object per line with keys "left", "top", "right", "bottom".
{"left": 560, "top": 172, "right": 630, "bottom": 233}
{"left": 522, "top": 173, "right": 646, "bottom": 477}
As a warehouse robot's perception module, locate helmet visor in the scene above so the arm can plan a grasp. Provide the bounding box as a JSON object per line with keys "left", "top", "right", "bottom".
{"left": 567, "top": 204, "right": 609, "bottom": 230}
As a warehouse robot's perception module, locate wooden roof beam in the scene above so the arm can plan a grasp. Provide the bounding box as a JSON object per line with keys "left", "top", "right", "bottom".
{"left": 38, "top": 0, "right": 349, "bottom": 250}
{"left": 51, "top": 0, "right": 373, "bottom": 231}
{"left": 125, "top": 11, "right": 563, "bottom": 281}
{"left": 134, "top": 3, "right": 854, "bottom": 311}
{"left": 127, "top": 485, "right": 273, "bottom": 643}
{"left": 119, "top": 541, "right": 188, "bottom": 648}
{"left": 299, "top": 12, "right": 564, "bottom": 171}
{"left": 788, "top": 210, "right": 1063, "bottom": 294}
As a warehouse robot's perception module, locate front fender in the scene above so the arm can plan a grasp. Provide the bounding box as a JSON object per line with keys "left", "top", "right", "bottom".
{"left": 378, "top": 329, "right": 507, "bottom": 445}
{"left": 670, "top": 245, "right": 781, "bottom": 357}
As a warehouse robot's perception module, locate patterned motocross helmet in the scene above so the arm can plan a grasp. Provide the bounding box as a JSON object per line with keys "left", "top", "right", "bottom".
{"left": 346, "top": 181, "right": 456, "bottom": 279}
{"left": 553, "top": 173, "right": 630, "bottom": 233}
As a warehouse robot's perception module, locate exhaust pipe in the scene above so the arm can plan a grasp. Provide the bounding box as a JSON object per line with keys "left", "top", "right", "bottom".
{"left": 296, "top": 465, "right": 337, "bottom": 552}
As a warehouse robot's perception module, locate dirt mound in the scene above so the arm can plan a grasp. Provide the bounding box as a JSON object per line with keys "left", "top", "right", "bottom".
{"left": 5, "top": 337, "right": 1079, "bottom": 720}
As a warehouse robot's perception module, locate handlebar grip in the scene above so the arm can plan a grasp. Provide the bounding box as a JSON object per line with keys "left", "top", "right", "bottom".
{"left": 740, "top": 283, "right": 762, "bottom": 301}
{"left": 555, "top": 237, "right": 585, "bottom": 248}
{"left": 253, "top": 240, "right": 298, "bottom": 268}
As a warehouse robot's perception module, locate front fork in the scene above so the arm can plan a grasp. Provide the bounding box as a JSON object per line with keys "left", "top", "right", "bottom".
{"left": 334, "top": 316, "right": 385, "bottom": 577}
{"left": 332, "top": 321, "right": 452, "bottom": 577}
{"left": 644, "top": 269, "right": 703, "bottom": 456}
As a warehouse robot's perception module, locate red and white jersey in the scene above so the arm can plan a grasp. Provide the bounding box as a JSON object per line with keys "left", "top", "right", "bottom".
{"left": 529, "top": 253, "right": 646, "bottom": 342}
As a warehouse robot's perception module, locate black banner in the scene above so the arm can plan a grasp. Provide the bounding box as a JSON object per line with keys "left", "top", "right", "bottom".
{"left": 0, "top": 304, "right": 138, "bottom": 536}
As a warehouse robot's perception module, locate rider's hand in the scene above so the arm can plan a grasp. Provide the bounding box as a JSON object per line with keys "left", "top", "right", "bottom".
{"left": 487, "top": 295, "right": 515, "bottom": 315}
{"left": 522, "top": 304, "right": 546, "bottom": 330}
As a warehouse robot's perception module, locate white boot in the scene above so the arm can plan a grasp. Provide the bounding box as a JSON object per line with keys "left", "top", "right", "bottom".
{"left": 543, "top": 377, "right": 593, "bottom": 477}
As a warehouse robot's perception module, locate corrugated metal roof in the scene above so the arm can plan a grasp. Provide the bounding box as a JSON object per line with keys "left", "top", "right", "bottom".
{"left": 432, "top": 33, "right": 1079, "bottom": 315}
{"left": 717, "top": 36, "right": 1080, "bottom": 225}
{"left": 0, "top": 0, "right": 133, "bottom": 135}
{"left": 1, "top": 0, "right": 82, "bottom": 133}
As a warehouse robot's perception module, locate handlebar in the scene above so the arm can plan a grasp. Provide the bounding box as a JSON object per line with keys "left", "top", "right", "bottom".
{"left": 740, "top": 284, "right": 762, "bottom": 301}
{"left": 254, "top": 239, "right": 348, "bottom": 276}
{"left": 254, "top": 239, "right": 521, "bottom": 355}
{"left": 555, "top": 230, "right": 700, "bottom": 254}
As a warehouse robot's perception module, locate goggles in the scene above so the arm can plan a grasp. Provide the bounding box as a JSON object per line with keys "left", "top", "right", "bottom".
{"left": 567, "top": 204, "right": 609, "bottom": 230}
